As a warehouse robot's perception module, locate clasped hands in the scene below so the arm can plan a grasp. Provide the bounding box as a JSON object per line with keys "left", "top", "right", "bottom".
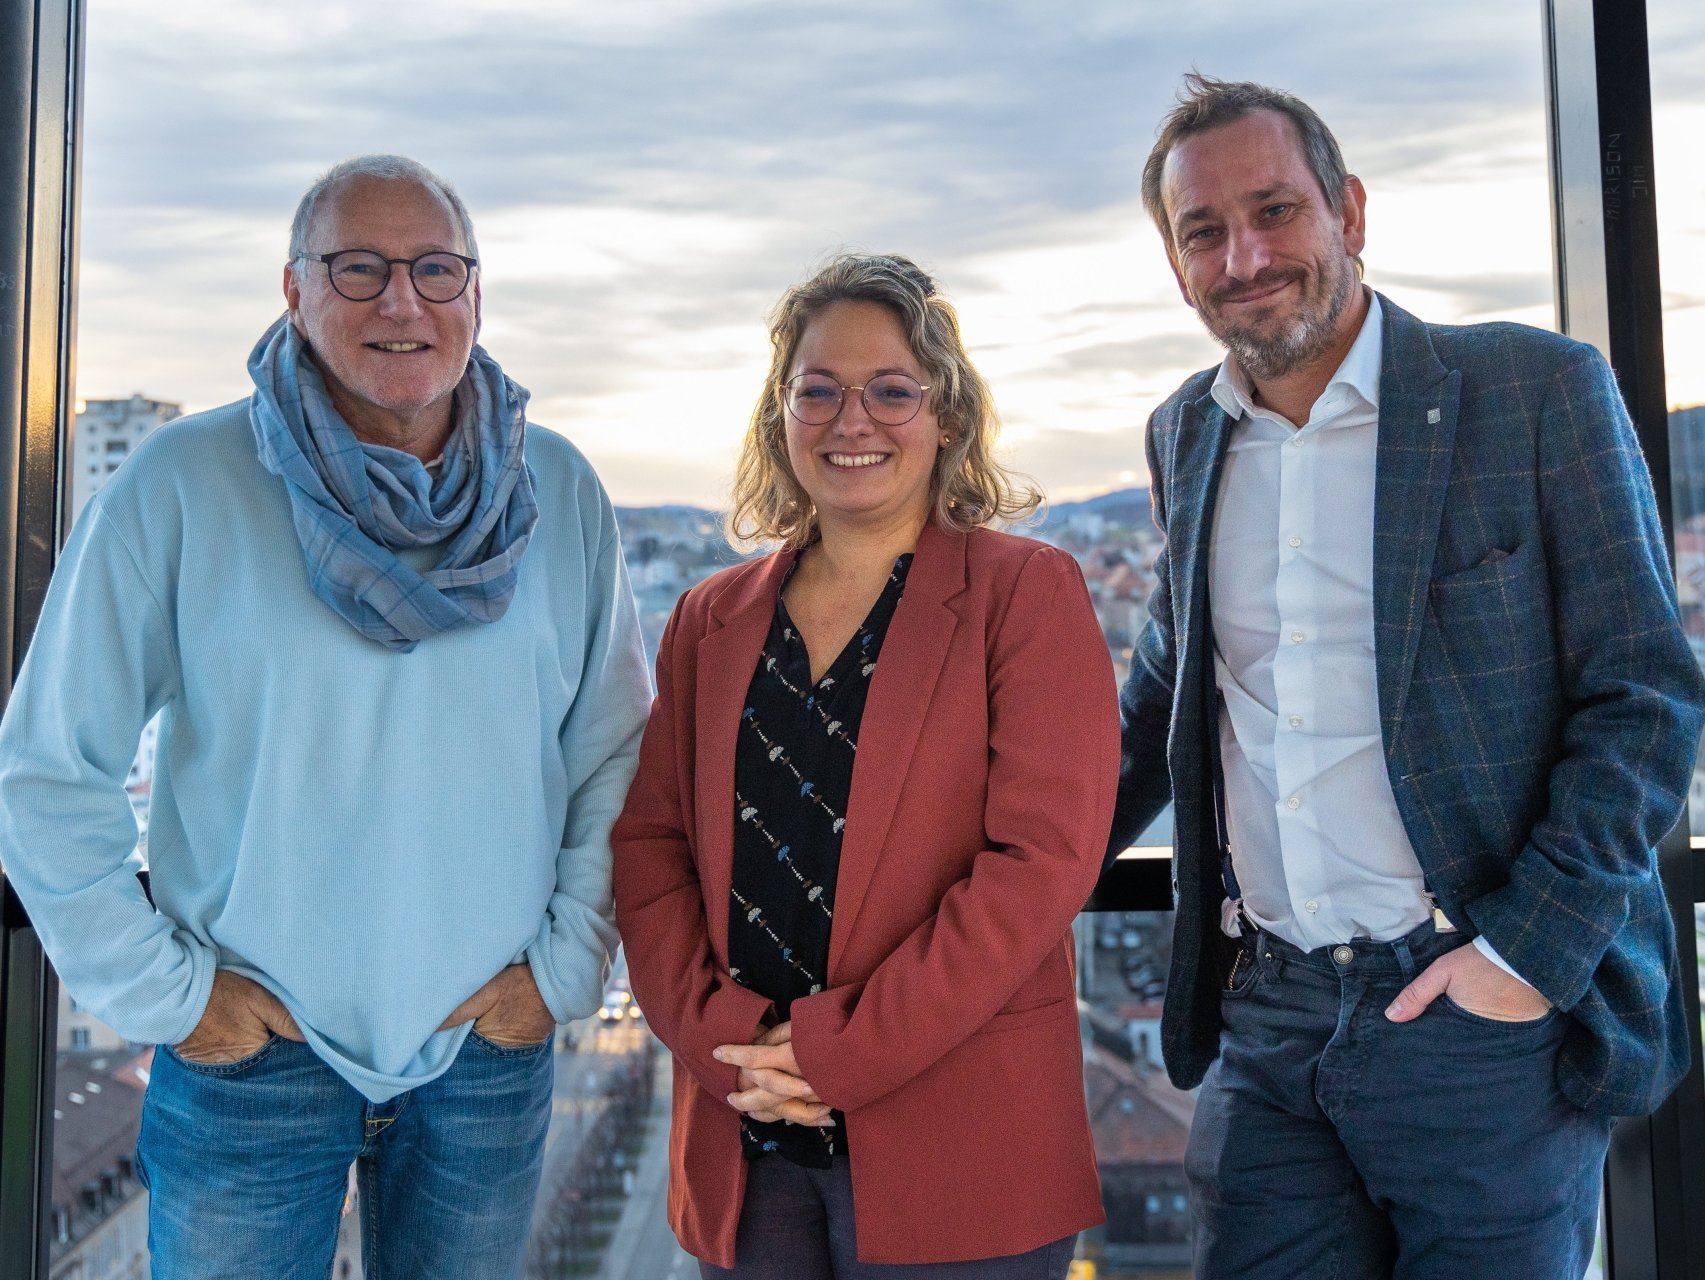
{"left": 174, "top": 964, "right": 554, "bottom": 1065}
{"left": 713, "top": 1022, "right": 834, "bottom": 1127}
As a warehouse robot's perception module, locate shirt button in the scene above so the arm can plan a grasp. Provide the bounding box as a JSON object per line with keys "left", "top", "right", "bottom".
{"left": 1290, "top": 435, "right": 1305, "bottom": 447}
{"left": 1286, "top": 796, "right": 1302, "bottom": 810}
{"left": 1288, "top": 535, "right": 1302, "bottom": 548}
{"left": 1304, "top": 899, "right": 1319, "bottom": 913}
{"left": 1288, "top": 714, "right": 1303, "bottom": 728}
{"left": 1333, "top": 945, "right": 1354, "bottom": 965}
{"left": 1290, "top": 630, "right": 1305, "bottom": 644}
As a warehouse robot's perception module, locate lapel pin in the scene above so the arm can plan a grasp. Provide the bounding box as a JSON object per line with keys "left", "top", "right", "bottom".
{"left": 1426, "top": 408, "right": 1441, "bottom": 424}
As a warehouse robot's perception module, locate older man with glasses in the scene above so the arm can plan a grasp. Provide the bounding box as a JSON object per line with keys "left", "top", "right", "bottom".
{"left": 0, "top": 155, "right": 651, "bottom": 1277}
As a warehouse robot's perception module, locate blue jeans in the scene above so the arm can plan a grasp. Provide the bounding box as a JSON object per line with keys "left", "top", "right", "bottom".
{"left": 137, "top": 1032, "right": 553, "bottom": 1279}
{"left": 1187, "top": 920, "right": 1613, "bottom": 1280}
{"left": 697, "top": 1154, "right": 1076, "bottom": 1279}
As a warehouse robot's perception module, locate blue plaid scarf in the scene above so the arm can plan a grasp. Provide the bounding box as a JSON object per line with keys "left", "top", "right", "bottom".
{"left": 246, "top": 316, "right": 540, "bottom": 652}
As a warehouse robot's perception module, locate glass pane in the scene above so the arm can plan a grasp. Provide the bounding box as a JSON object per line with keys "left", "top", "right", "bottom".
{"left": 1654, "top": 0, "right": 1705, "bottom": 842}
{"left": 1074, "top": 910, "right": 1194, "bottom": 1277}
{"left": 1653, "top": 0, "right": 1705, "bottom": 1199}
{"left": 1045, "top": 495, "right": 1175, "bottom": 850}
{"left": 1698, "top": 902, "right": 1705, "bottom": 1064}
{"left": 37, "top": 2, "right": 1573, "bottom": 1277}
{"left": 523, "top": 972, "right": 684, "bottom": 1278}
{"left": 1584, "top": 1200, "right": 1609, "bottom": 1280}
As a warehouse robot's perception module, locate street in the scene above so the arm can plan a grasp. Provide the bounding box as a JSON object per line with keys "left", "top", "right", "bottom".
{"left": 596, "top": 1047, "right": 695, "bottom": 1280}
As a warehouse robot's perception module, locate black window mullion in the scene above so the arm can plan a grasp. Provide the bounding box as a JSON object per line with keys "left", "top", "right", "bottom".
{"left": 0, "top": 0, "right": 81, "bottom": 1276}
{"left": 1546, "top": 1, "right": 1705, "bottom": 1276}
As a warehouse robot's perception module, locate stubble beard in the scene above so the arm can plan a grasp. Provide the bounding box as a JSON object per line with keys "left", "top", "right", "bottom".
{"left": 1199, "top": 253, "right": 1357, "bottom": 383}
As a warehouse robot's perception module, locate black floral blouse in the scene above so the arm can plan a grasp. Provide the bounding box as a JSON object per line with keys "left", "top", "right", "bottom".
{"left": 729, "top": 553, "right": 912, "bottom": 1166}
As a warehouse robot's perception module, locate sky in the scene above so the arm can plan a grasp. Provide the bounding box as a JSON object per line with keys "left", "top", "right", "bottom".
{"left": 74, "top": 0, "right": 1705, "bottom": 508}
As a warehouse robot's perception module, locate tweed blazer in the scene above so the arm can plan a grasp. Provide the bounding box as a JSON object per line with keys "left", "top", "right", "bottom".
{"left": 613, "top": 521, "right": 1119, "bottom": 1267}
{"left": 1109, "top": 292, "right": 1705, "bottom": 1117}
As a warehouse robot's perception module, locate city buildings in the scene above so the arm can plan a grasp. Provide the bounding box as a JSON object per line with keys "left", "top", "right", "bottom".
{"left": 69, "top": 396, "right": 181, "bottom": 527}
{"left": 48, "top": 1050, "right": 150, "bottom": 1280}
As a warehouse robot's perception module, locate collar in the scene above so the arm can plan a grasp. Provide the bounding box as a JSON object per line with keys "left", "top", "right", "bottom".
{"left": 708, "top": 517, "right": 966, "bottom": 628}
{"left": 1210, "top": 287, "right": 1382, "bottom": 425}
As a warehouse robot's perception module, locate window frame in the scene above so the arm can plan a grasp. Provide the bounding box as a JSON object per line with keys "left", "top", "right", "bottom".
{"left": 0, "top": 1, "right": 82, "bottom": 1277}
{"left": 1546, "top": 2, "right": 1705, "bottom": 1275}
{"left": 1, "top": 0, "right": 1701, "bottom": 1274}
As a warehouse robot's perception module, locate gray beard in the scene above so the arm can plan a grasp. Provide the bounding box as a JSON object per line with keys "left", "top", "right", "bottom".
{"left": 1206, "top": 260, "right": 1355, "bottom": 383}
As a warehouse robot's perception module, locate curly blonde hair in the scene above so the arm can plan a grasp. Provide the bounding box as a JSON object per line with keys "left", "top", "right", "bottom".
{"left": 729, "top": 253, "right": 1038, "bottom": 548}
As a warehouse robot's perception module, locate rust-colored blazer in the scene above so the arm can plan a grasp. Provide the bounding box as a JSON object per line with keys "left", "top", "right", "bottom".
{"left": 611, "top": 520, "right": 1119, "bottom": 1267}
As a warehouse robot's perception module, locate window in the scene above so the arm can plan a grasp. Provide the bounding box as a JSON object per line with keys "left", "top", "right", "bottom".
{"left": 4, "top": 1, "right": 1701, "bottom": 1277}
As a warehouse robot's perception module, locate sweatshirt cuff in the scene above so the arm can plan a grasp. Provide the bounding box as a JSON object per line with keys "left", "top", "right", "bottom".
{"left": 160, "top": 931, "right": 220, "bottom": 1046}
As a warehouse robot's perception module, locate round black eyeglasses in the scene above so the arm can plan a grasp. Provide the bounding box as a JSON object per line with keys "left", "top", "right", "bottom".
{"left": 781, "top": 373, "right": 932, "bottom": 427}
{"left": 309, "top": 249, "right": 478, "bottom": 303}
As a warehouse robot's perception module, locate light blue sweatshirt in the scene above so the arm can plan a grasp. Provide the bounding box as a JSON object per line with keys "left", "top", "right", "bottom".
{"left": 0, "top": 401, "right": 651, "bottom": 1101}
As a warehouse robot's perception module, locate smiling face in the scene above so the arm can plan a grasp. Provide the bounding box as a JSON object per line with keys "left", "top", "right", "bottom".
{"left": 283, "top": 174, "right": 478, "bottom": 451}
{"left": 1161, "top": 109, "right": 1365, "bottom": 382}
{"left": 783, "top": 300, "right": 943, "bottom": 541}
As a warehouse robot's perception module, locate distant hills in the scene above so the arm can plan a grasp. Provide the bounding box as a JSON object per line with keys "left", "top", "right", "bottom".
{"left": 614, "top": 485, "right": 1154, "bottom": 534}
{"left": 1041, "top": 487, "right": 1153, "bottom": 531}
{"left": 612, "top": 504, "right": 721, "bottom": 521}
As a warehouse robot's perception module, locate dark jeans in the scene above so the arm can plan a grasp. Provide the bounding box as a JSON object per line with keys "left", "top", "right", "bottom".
{"left": 1187, "top": 919, "right": 1612, "bottom": 1280}
{"left": 138, "top": 1032, "right": 553, "bottom": 1280}
{"left": 697, "top": 1154, "right": 1076, "bottom": 1279}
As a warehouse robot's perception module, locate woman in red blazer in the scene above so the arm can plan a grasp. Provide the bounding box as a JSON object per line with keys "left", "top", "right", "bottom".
{"left": 612, "top": 253, "right": 1119, "bottom": 1277}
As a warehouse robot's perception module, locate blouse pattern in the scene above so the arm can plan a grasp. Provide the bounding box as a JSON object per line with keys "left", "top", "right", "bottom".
{"left": 728, "top": 553, "right": 912, "bottom": 1166}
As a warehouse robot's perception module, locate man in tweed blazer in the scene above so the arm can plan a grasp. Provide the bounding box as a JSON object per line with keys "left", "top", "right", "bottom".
{"left": 1109, "top": 75, "right": 1705, "bottom": 1278}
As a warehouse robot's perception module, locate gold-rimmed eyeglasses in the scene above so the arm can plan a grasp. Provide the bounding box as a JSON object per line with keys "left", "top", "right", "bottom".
{"left": 781, "top": 373, "right": 932, "bottom": 427}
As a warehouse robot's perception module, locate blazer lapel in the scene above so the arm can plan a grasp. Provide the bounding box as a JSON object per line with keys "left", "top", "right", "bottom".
{"left": 827, "top": 521, "right": 966, "bottom": 976}
{"left": 1169, "top": 390, "right": 1236, "bottom": 692}
{"left": 1371, "top": 293, "right": 1461, "bottom": 745}
{"left": 1163, "top": 389, "right": 1235, "bottom": 920}
{"left": 695, "top": 551, "right": 794, "bottom": 959}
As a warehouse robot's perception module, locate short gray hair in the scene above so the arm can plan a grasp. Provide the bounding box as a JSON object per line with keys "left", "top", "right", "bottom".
{"left": 287, "top": 154, "right": 479, "bottom": 262}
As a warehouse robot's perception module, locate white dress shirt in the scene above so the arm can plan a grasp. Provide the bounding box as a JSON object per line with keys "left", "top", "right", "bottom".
{"left": 1207, "top": 292, "right": 1519, "bottom": 979}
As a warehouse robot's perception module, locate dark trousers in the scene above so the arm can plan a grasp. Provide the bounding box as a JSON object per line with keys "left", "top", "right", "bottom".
{"left": 697, "top": 1153, "right": 1076, "bottom": 1279}
{"left": 1187, "top": 920, "right": 1612, "bottom": 1280}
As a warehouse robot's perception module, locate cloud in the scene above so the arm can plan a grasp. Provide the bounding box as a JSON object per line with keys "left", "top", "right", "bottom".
{"left": 1048, "top": 334, "right": 1224, "bottom": 379}
{"left": 1368, "top": 268, "right": 1552, "bottom": 320}
{"left": 584, "top": 448, "right": 741, "bottom": 510}
{"left": 1003, "top": 426, "right": 1149, "bottom": 502}
{"left": 72, "top": 0, "right": 1705, "bottom": 504}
